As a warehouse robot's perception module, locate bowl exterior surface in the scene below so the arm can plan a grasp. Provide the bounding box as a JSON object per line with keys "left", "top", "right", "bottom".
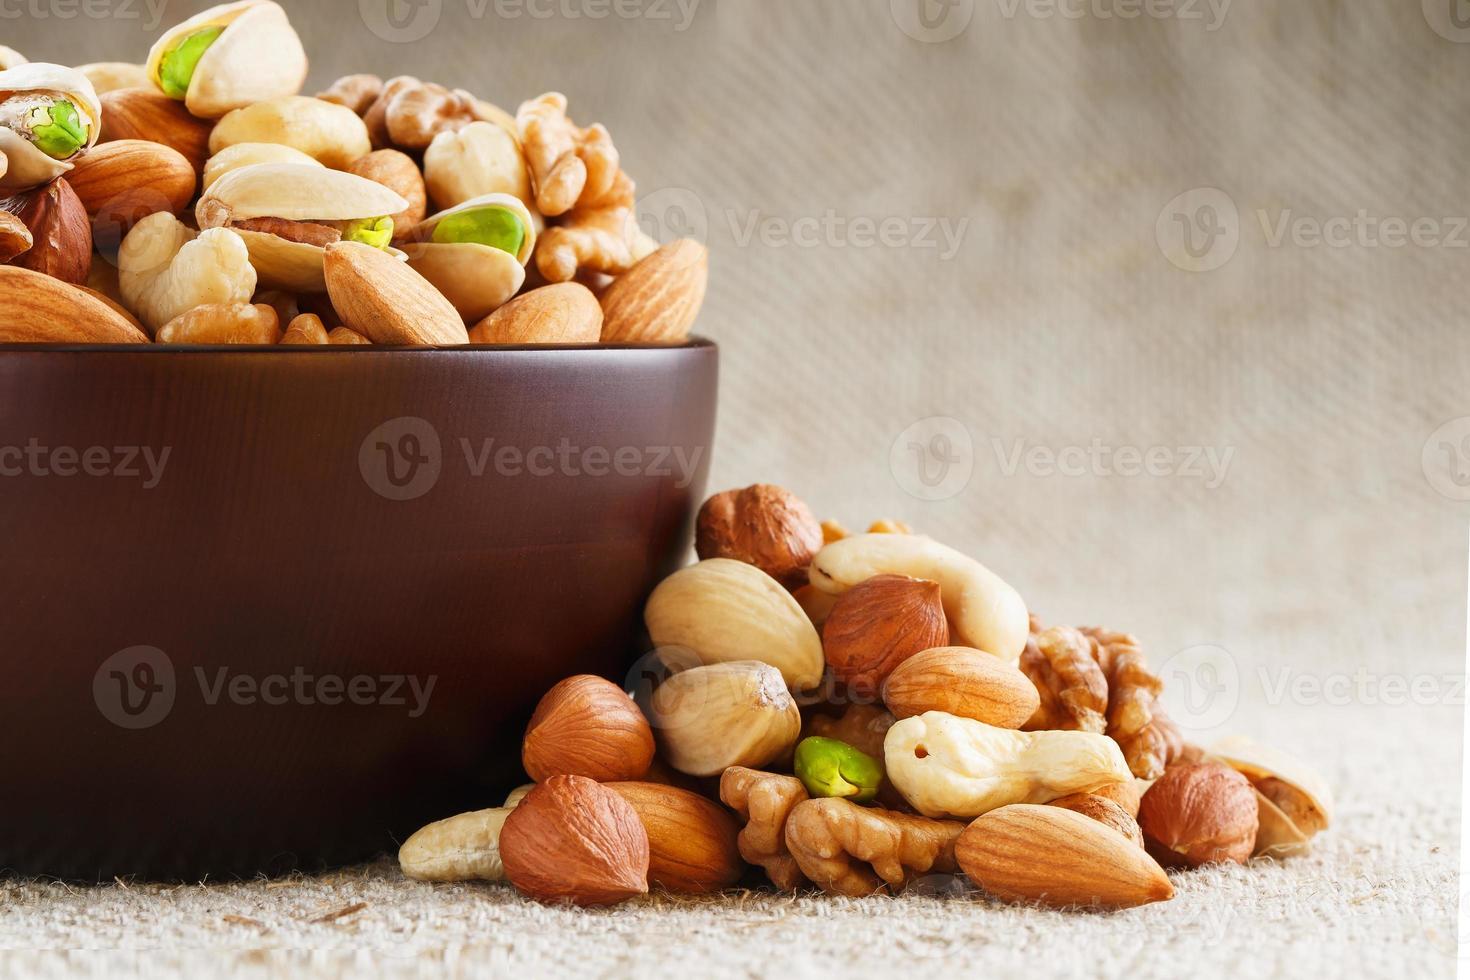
{"left": 0, "top": 343, "right": 717, "bottom": 879}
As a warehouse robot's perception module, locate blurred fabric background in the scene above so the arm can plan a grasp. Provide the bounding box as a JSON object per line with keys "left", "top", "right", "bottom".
{"left": 4, "top": 1, "right": 1464, "bottom": 974}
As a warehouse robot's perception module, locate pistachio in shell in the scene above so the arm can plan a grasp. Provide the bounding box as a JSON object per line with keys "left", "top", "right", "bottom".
{"left": 402, "top": 192, "right": 536, "bottom": 323}
{"left": 1210, "top": 735, "right": 1333, "bottom": 853}
{"left": 197, "top": 162, "right": 409, "bottom": 292}
{"left": 146, "top": 0, "right": 307, "bottom": 119}
{"left": 0, "top": 63, "right": 102, "bottom": 193}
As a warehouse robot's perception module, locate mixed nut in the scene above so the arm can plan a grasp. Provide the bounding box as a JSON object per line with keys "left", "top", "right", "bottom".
{"left": 399, "top": 483, "right": 1335, "bottom": 911}
{"left": 0, "top": 1, "right": 707, "bottom": 347}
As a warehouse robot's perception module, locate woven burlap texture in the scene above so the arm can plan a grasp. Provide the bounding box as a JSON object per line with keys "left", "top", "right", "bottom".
{"left": 2, "top": 0, "right": 1464, "bottom": 976}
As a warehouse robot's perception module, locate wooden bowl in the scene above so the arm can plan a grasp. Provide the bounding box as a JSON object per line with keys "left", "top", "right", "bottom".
{"left": 0, "top": 341, "right": 718, "bottom": 880}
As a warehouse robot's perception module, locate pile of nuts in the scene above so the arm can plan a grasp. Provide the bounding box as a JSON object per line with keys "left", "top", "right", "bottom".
{"left": 0, "top": 1, "right": 707, "bottom": 346}
{"left": 400, "top": 484, "right": 1334, "bottom": 910}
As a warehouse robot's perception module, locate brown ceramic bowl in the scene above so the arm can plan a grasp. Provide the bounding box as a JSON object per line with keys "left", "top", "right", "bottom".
{"left": 0, "top": 340, "right": 717, "bottom": 881}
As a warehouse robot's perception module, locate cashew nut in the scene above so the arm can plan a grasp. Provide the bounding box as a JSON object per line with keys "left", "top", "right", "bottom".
{"left": 809, "top": 534, "right": 1029, "bottom": 664}
{"left": 885, "top": 711, "right": 1131, "bottom": 819}
{"left": 119, "top": 211, "right": 256, "bottom": 332}
{"left": 423, "top": 121, "right": 532, "bottom": 211}
{"left": 208, "top": 96, "right": 372, "bottom": 169}
{"left": 644, "top": 558, "right": 825, "bottom": 690}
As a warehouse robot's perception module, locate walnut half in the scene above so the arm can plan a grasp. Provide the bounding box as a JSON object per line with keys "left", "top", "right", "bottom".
{"left": 719, "top": 766, "right": 809, "bottom": 891}
{"left": 783, "top": 798, "right": 964, "bottom": 898}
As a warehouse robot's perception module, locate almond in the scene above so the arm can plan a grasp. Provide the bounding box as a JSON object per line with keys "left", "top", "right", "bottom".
{"left": 8, "top": 179, "right": 92, "bottom": 286}
{"left": 499, "top": 775, "right": 650, "bottom": 907}
{"left": 821, "top": 575, "right": 949, "bottom": 696}
{"left": 955, "top": 804, "right": 1174, "bottom": 910}
{"left": 695, "top": 484, "right": 824, "bottom": 589}
{"left": 881, "top": 646, "right": 1040, "bottom": 729}
{"left": 0, "top": 266, "right": 149, "bottom": 343}
{"left": 66, "top": 141, "right": 197, "bottom": 244}
{"left": 98, "top": 88, "right": 213, "bottom": 173}
{"left": 469, "top": 283, "right": 603, "bottom": 345}
{"left": 323, "top": 241, "right": 469, "bottom": 346}
{"left": 522, "top": 675, "right": 655, "bottom": 783}
{"left": 600, "top": 238, "right": 708, "bottom": 344}
{"left": 607, "top": 782, "right": 744, "bottom": 894}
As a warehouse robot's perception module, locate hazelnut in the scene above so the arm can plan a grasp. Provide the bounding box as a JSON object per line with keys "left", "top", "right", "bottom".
{"left": 522, "top": 675, "right": 655, "bottom": 783}
{"left": 1048, "top": 792, "right": 1145, "bottom": 848}
{"left": 9, "top": 178, "right": 92, "bottom": 285}
{"left": 821, "top": 575, "right": 948, "bottom": 696}
{"left": 499, "top": 775, "right": 650, "bottom": 907}
{"left": 1137, "top": 761, "right": 1259, "bottom": 867}
{"left": 695, "top": 485, "right": 823, "bottom": 589}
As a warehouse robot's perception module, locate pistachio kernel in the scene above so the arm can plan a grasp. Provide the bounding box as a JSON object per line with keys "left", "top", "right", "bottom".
{"left": 27, "top": 100, "right": 86, "bottom": 160}
{"left": 431, "top": 206, "right": 526, "bottom": 257}
{"left": 159, "top": 25, "right": 224, "bottom": 100}
{"left": 794, "top": 736, "right": 885, "bottom": 804}
{"left": 342, "top": 216, "right": 395, "bottom": 250}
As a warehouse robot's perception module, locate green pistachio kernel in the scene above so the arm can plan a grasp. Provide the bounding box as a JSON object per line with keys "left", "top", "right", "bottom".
{"left": 159, "top": 26, "right": 225, "bottom": 100}
{"left": 28, "top": 100, "right": 86, "bottom": 160}
{"left": 430, "top": 206, "right": 526, "bottom": 257}
{"left": 342, "top": 216, "right": 395, "bottom": 250}
{"left": 794, "top": 736, "right": 885, "bottom": 804}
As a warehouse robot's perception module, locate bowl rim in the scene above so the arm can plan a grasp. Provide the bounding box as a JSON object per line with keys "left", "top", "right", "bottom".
{"left": 0, "top": 336, "right": 716, "bottom": 355}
